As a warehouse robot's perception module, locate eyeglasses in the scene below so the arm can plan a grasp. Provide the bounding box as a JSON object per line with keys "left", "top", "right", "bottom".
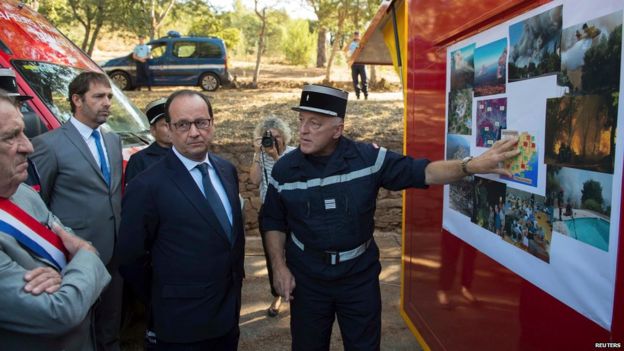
{"left": 171, "top": 118, "right": 212, "bottom": 132}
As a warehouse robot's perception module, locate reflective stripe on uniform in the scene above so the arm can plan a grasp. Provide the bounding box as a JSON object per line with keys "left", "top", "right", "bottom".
{"left": 270, "top": 147, "right": 387, "bottom": 193}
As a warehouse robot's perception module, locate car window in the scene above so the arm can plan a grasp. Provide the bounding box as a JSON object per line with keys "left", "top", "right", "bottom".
{"left": 196, "top": 42, "right": 223, "bottom": 58}
{"left": 173, "top": 42, "right": 196, "bottom": 58}
{"left": 151, "top": 43, "right": 167, "bottom": 59}
{"left": 12, "top": 60, "right": 149, "bottom": 136}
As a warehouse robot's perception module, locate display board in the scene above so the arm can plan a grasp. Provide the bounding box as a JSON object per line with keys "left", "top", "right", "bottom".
{"left": 443, "top": 0, "right": 623, "bottom": 330}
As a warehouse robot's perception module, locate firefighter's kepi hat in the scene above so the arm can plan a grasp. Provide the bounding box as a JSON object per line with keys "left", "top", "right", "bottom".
{"left": 292, "top": 84, "right": 348, "bottom": 118}
{"left": 145, "top": 98, "right": 167, "bottom": 124}
{"left": 0, "top": 68, "right": 32, "bottom": 101}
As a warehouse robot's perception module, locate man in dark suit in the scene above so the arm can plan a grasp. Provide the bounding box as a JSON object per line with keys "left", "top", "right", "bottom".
{"left": 118, "top": 90, "right": 245, "bottom": 350}
{"left": 30, "top": 72, "right": 124, "bottom": 351}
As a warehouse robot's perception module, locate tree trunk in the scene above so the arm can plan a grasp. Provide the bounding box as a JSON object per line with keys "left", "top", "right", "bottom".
{"left": 370, "top": 65, "right": 377, "bottom": 86}
{"left": 325, "top": 4, "right": 347, "bottom": 82}
{"left": 252, "top": 8, "right": 267, "bottom": 88}
{"left": 316, "top": 27, "right": 327, "bottom": 68}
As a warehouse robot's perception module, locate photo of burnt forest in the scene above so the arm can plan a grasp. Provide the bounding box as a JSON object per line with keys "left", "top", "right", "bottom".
{"left": 545, "top": 95, "right": 616, "bottom": 174}
{"left": 558, "top": 10, "right": 622, "bottom": 95}
{"left": 451, "top": 44, "right": 475, "bottom": 90}
{"left": 502, "top": 188, "right": 551, "bottom": 262}
{"left": 448, "top": 89, "right": 473, "bottom": 135}
{"left": 508, "top": 5, "right": 562, "bottom": 81}
{"left": 476, "top": 98, "right": 507, "bottom": 148}
{"left": 471, "top": 177, "right": 507, "bottom": 235}
{"left": 474, "top": 38, "right": 507, "bottom": 96}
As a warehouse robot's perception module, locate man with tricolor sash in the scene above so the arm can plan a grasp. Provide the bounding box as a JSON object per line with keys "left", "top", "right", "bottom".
{"left": 0, "top": 86, "right": 111, "bottom": 350}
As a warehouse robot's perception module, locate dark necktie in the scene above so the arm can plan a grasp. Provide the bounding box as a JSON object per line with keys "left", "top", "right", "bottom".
{"left": 92, "top": 130, "right": 110, "bottom": 186}
{"left": 197, "top": 163, "right": 232, "bottom": 242}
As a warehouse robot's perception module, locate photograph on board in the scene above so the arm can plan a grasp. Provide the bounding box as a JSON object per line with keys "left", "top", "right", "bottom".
{"left": 545, "top": 95, "right": 616, "bottom": 174}
{"left": 546, "top": 166, "right": 612, "bottom": 251}
{"left": 509, "top": 5, "right": 562, "bottom": 81}
{"left": 476, "top": 98, "right": 507, "bottom": 148}
{"left": 502, "top": 188, "right": 551, "bottom": 262}
{"left": 450, "top": 43, "right": 476, "bottom": 90}
{"left": 448, "top": 89, "right": 473, "bottom": 135}
{"left": 474, "top": 38, "right": 508, "bottom": 96}
{"left": 471, "top": 177, "right": 507, "bottom": 236}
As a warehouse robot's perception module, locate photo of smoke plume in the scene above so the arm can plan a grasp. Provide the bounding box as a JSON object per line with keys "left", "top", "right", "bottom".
{"left": 508, "top": 5, "right": 562, "bottom": 81}
{"left": 450, "top": 44, "right": 475, "bottom": 90}
{"left": 474, "top": 38, "right": 507, "bottom": 96}
{"left": 558, "top": 11, "right": 622, "bottom": 95}
{"left": 476, "top": 98, "right": 506, "bottom": 148}
{"left": 447, "top": 89, "right": 473, "bottom": 135}
{"left": 471, "top": 177, "right": 507, "bottom": 235}
{"left": 545, "top": 95, "right": 617, "bottom": 174}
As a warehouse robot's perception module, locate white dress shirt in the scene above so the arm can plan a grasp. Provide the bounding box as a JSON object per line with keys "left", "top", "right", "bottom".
{"left": 69, "top": 118, "right": 109, "bottom": 170}
{"left": 172, "top": 147, "right": 233, "bottom": 225}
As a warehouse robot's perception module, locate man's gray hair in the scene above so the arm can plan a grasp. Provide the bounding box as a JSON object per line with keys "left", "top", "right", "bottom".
{"left": 254, "top": 115, "right": 293, "bottom": 145}
{"left": 0, "top": 89, "right": 18, "bottom": 106}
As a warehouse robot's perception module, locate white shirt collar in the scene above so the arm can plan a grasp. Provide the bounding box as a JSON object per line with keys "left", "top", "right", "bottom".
{"left": 70, "top": 117, "right": 99, "bottom": 140}
{"left": 172, "top": 146, "right": 213, "bottom": 171}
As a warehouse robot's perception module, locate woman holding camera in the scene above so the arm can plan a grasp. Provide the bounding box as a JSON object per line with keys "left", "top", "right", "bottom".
{"left": 250, "top": 116, "right": 295, "bottom": 317}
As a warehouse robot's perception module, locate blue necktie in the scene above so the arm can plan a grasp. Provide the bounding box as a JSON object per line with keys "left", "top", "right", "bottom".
{"left": 197, "top": 163, "right": 232, "bottom": 242}
{"left": 92, "top": 130, "right": 110, "bottom": 186}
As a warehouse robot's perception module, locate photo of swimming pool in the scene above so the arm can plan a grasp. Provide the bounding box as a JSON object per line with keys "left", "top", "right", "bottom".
{"left": 565, "top": 217, "right": 610, "bottom": 251}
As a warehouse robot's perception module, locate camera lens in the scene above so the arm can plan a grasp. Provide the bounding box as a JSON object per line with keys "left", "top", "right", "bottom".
{"left": 262, "top": 130, "right": 274, "bottom": 148}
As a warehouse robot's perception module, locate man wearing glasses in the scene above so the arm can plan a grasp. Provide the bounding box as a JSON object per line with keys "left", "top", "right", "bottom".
{"left": 118, "top": 90, "right": 245, "bottom": 350}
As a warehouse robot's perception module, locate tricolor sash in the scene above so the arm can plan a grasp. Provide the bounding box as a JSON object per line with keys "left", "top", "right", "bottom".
{"left": 0, "top": 198, "right": 69, "bottom": 271}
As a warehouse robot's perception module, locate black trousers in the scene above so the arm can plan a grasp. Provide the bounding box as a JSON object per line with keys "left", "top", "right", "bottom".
{"left": 351, "top": 64, "right": 368, "bottom": 96}
{"left": 258, "top": 205, "right": 279, "bottom": 297}
{"left": 155, "top": 325, "right": 239, "bottom": 351}
{"left": 136, "top": 61, "right": 152, "bottom": 88}
{"left": 290, "top": 262, "right": 382, "bottom": 351}
{"left": 94, "top": 255, "right": 124, "bottom": 351}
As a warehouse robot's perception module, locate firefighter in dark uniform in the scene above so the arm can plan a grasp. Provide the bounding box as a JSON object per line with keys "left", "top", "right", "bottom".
{"left": 262, "top": 84, "right": 520, "bottom": 351}
{"left": 124, "top": 98, "right": 172, "bottom": 186}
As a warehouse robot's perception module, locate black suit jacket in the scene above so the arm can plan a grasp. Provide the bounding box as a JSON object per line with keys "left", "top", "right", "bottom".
{"left": 117, "top": 150, "right": 245, "bottom": 343}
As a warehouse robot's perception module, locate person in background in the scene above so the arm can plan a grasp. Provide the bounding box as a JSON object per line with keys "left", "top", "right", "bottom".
{"left": 133, "top": 35, "right": 152, "bottom": 91}
{"left": 30, "top": 71, "right": 124, "bottom": 351}
{"left": 262, "top": 84, "right": 519, "bottom": 350}
{"left": 0, "top": 90, "right": 111, "bottom": 351}
{"left": 250, "top": 116, "right": 295, "bottom": 317}
{"left": 125, "top": 98, "right": 171, "bottom": 185}
{"left": 345, "top": 31, "right": 368, "bottom": 100}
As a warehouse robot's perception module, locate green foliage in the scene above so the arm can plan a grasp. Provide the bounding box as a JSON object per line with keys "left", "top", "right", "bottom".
{"left": 282, "top": 20, "right": 315, "bottom": 65}
{"left": 582, "top": 198, "right": 603, "bottom": 213}
{"left": 582, "top": 25, "right": 622, "bottom": 95}
{"left": 581, "top": 179, "right": 604, "bottom": 208}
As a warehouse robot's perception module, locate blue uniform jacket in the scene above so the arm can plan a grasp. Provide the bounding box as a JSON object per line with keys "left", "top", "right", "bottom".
{"left": 262, "top": 137, "right": 429, "bottom": 280}
{"left": 125, "top": 142, "right": 170, "bottom": 186}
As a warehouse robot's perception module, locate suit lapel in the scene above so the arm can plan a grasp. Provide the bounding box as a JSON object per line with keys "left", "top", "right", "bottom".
{"left": 62, "top": 122, "right": 107, "bottom": 185}
{"left": 165, "top": 153, "right": 231, "bottom": 245}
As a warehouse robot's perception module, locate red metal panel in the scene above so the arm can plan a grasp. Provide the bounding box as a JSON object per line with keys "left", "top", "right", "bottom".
{"left": 403, "top": 0, "right": 622, "bottom": 350}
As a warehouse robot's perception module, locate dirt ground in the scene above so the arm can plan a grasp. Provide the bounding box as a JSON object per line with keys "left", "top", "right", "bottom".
{"left": 118, "top": 61, "right": 421, "bottom": 350}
